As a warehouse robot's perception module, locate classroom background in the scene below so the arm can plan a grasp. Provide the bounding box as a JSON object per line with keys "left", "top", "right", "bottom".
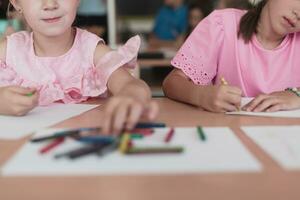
{"left": 0, "top": 0, "right": 252, "bottom": 96}
{"left": 1, "top": 1, "right": 300, "bottom": 200}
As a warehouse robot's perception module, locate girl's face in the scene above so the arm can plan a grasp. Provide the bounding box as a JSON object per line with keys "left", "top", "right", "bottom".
{"left": 189, "top": 8, "right": 204, "bottom": 29}
{"left": 10, "top": 0, "right": 80, "bottom": 36}
{"left": 266, "top": 0, "right": 300, "bottom": 35}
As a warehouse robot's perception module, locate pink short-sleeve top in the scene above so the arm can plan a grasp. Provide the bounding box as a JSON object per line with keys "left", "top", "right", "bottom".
{"left": 171, "top": 9, "right": 300, "bottom": 97}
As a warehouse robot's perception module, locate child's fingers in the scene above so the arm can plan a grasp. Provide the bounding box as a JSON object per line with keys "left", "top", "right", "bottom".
{"left": 11, "top": 105, "right": 29, "bottom": 116}
{"left": 102, "top": 100, "right": 120, "bottom": 135}
{"left": 266, "top": 103, "right": 288, "bottom": 112}
{"left": 24, "top": 92, "right": 39, "bottom": 107}
{"left": 252, "top": 97, "right": 280, "bottom": 112}
{"left": 146, "top": 101, "right": 159, "bottom": 120}
{"left": 242, "top": 95, "right": 269, "bottom": 111}
{"left": 126, "top": 103, "right": 143, "bottom": 130}
{"left": 9, "top": 86, "right": 36, "bottom": 95}
{"left": 14, "top": 92, "right": 39, "bottom": 108}
{"left": 224, "top": 92, "right": 241, "bottom": 106}
{"left": 111, "top": 104, "right": 130, "bottom": 134}
{"left": 220, "top": 102, "right": 239, "bottom": 112}
{"left": 226, "top": 86, "right": 242, "bottom": 96}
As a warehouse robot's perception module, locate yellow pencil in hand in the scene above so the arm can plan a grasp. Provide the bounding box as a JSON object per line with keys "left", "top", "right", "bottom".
{"left": 221, "top": 77, "right": 240, "bottom": 111}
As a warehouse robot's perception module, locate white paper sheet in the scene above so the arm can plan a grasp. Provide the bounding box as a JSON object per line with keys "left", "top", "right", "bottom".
{"left": 0, "top": 104, "right": 99, "bottom": 140}
{"left": 227, "top": 98, "right": 300, "bottom": 118}
{"left": 242, "top": 126, "right": 300, "bottom": 170}
{"left": 1, "top": 127, "right": 262, "bottom": 176}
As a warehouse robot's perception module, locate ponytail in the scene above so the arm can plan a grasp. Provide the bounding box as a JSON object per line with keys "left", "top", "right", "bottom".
{"left": 238, "top": 0, "right": 267, "bottom": 43}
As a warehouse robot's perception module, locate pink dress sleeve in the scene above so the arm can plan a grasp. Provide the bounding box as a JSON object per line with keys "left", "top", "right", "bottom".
{"left": 0, "top": 60, "right": 22, "bottom": 86}
{"left": 171, "top": 11, "right": 225, "bottom": 85}
{"left": 81, "top": 35, "right": 140, "bottom": 97}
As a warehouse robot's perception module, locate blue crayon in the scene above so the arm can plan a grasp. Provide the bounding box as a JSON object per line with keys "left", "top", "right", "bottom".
{"left": 135, "top": 122, "right": 166, "bottom": 129}
{"left": 76, "top": 135, "right": 116, "bottom": 144}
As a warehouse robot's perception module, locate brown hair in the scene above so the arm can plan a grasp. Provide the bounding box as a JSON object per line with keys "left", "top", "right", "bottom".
{"left": 238, "top": 0, "right": 267, "bottom": 43}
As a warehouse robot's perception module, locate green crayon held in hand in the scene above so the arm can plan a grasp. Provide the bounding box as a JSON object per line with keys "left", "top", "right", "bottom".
{"left": 26, "top": 93, "right": 33, "bottom": 97}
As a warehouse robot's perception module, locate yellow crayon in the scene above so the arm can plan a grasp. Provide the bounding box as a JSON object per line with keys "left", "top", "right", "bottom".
{"left": 119, "top": 133, "right": 131, "bottom": 154}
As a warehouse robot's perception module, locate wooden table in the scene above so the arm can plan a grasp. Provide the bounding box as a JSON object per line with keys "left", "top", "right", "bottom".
{"left": 1, "top": 98, "right": 300, "bottom": 200}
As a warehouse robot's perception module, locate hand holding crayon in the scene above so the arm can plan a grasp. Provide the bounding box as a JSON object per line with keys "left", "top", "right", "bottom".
{"left": 0, "top": 86, "right": 39, "bottom": 116}
{"left": 220, "top": 77, "right": 241, "bottom": 111}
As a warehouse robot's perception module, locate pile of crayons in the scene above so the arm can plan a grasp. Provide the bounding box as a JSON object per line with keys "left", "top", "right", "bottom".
{"left": 30, "top": 123, "right": 198, "bottom": 160}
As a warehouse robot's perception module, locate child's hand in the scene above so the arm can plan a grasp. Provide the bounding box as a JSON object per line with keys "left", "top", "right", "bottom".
{"left": 200, "top": 85, "right": 242, "bottom": 113}
{"left": 0, "top": 86, "right": 39, "bottom": 116}
{"left": 242, "top": 91, "right": 300, "bottom": 112}
{"left": 102, "top": 96, "right": 159, "bottom": 135}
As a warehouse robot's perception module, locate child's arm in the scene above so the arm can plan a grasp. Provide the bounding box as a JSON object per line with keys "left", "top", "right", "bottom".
{"left": 163, "top": 69, "right": 242, "bottom": 113}
{"left": 94, "top": 44, "right": 158, "bottom": 134}
{"left": 0, "top": 39, "right": 39, "bottom": 116}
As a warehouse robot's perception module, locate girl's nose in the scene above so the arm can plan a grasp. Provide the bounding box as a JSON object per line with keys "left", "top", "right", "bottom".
{"left": 42, "top": 0, "right": 59, "bottom": 11}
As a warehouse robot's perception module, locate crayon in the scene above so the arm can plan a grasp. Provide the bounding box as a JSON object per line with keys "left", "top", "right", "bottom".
{"left": 55, "top": 144, "right": 108, "bottom": 159}
{"left": 126, "top": 146, "right": 184, "bottom": 154}
{"left": 119, "top": 133, "right": 131, "bottom": 154}
{"left": 197, "top": 126, "right": 206, "bottom": 141}
{"left": 131, "top": 128, "right": 154, "bottom": 136}
{"left": 31, "top": 130, "right": 79, "bottom": 143}
{"left": 75, "top": 135, "right": 116, "bottom": 144}
{"left": 39, "top": 138, "right": 65, "bottom": 154}
{"left": 130, "top": 134, "right": 144, "bottom": 139}
{"left": 135, "top": 122, "right": 165, "bottom": 129}
{"left": 26, "top": 92, "right": 34, "bottom": 97}
{"left": 164, "top": 128, "right": 175, "bottom": 143}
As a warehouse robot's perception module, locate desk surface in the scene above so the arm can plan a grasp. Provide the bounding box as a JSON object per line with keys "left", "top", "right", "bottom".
{"left": 1, "top": 98, "right": 300, "bottom": 200}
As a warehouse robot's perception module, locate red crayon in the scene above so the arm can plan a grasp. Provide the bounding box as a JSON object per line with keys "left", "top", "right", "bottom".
{"left": 39, "top": 138, "right": 65, "bottom": 154}
{"left": 164, "top": 128, "right": 175, "bottom": 143}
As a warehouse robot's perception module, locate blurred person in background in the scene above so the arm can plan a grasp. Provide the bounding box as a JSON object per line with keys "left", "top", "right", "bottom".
{"left": 186, "top": 1, "right": 213, "bottom": 37}
{"left": 215, "top": 0, "right": 252, "bottom": 9}
{"left": 149, "top": 0, "right": 188, "bottom": 49}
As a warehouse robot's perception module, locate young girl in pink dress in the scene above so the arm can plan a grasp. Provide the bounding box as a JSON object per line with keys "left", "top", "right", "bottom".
{"left": 0, "top": 0, "right": 158, "bottom": 134}
{"left": 163, "top": 0, "right": 300, "bottom": 113}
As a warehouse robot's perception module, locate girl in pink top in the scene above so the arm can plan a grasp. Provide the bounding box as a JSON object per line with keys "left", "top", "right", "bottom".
{"left": 163, "top": 0, "right": 300, "bottom": 113}
{"left": 0, "top": 0, "right": 158, "bottom": 134}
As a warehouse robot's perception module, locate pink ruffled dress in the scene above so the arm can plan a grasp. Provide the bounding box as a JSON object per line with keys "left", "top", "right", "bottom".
{"left": 0, "top": 28, "right": 140, "bottom": 105}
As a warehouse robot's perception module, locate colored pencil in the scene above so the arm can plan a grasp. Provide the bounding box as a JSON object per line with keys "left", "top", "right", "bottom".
{"left": 164, "top": 128, "right": 175, "bottom": 143}
{"left": 31, "top": 130, "right": 79, "bottom": 143}
{"left": 119, "top": 133, "right": 131, "bottom": 154}
{"left": 197, "top": 126, "right": 206, "bottom": 141}
{"left": 126, "top": 146, "right": 184, "bottom": 154}
{"left": 132, "top": 128, "right": 154, "bottom": 136}
{"left": 135, "top": 122, "right": 165, "bottom": 129}
{"left": 130, "top": 134, "right": 144, "bottom": 139}
{"left": 39, "top": 138, "right": 65, "bottom": 154}
{"left": 75, "top": 135, "right": 116, "bottom": 144}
